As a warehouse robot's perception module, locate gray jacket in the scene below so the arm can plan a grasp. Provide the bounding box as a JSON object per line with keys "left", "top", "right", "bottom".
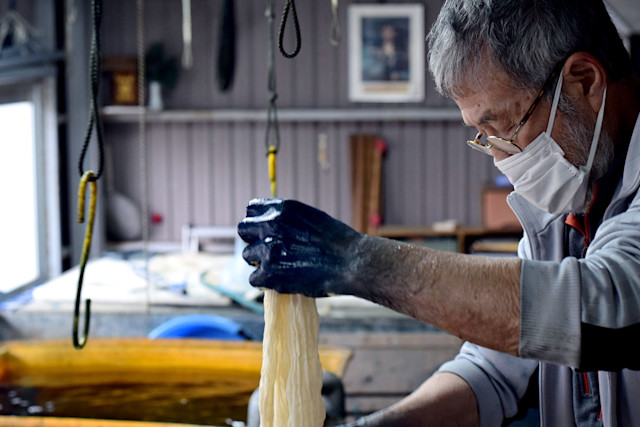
{"left": 438, "top": 113, "right": 640, "bottom": 426}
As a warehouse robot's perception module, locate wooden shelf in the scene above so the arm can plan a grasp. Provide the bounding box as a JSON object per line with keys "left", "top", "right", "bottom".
{"left": 101, "top": 106, "right": 462, "bottom": 123}
{"left": 470, "top": 238, "right": 520, "bottom": 254}
{"left": 375, "top": 225, "right": 522, "bottom": 254}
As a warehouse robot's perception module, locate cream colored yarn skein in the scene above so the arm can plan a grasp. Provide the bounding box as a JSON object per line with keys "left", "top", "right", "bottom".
{"left": 259, "top": 290, "right": 326, "bottom": 427}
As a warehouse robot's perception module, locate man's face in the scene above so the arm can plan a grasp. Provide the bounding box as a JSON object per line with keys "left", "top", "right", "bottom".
{"left": 454, "top": 69, "right": 614, "bottom": 212}
{"left": 454, "top": 69, "right": 586, "bottom": 165}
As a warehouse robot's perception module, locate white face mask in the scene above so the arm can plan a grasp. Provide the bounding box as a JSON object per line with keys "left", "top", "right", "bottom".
{"left": 494, "top": 71, "right": 607, "bottom": 215}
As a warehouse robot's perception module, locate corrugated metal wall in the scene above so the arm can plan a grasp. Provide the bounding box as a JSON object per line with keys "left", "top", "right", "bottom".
{"left": 101, "top": 0, "right": 499, "bottom": 242}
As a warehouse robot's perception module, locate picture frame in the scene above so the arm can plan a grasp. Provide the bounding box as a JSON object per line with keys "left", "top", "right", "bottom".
{"left": 348, "top": 4, "right": 425, "bottom": 103}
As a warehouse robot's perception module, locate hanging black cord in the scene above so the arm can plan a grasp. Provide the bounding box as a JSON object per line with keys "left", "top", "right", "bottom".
{"left": 77, "top": 0, "right": 105, "bottom": 180}
{"left": 265, "top": 0, "right": 281, "bottom": 154}
{"left": 278, "top": 0, "right": 301, "bottom": 58}
{"left": 72, "top": 0, "right": 104, "bottom": 350}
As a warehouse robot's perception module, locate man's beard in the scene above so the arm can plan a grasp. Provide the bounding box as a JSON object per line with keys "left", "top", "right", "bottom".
{"left": 556, "top": 95, "right": 615, "bottom": 214}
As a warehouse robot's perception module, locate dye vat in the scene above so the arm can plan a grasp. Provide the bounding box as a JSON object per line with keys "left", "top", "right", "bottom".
{"left": 0, "top": 338, "right": 351, "bottom": 426}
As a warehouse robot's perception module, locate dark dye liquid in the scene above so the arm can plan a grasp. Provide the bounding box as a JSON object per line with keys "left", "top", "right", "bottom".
{"left": 0, "top": 370, "right": 258, "bottom": 425}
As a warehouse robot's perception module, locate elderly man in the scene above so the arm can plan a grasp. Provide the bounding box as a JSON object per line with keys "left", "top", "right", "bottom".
{"left": 238, "top": 0, "right": 640, "bottom": 425}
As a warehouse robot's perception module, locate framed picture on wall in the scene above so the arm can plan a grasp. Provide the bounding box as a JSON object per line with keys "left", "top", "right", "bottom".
{"left": 348, "top": 4, "right": 425, "bottom": 102}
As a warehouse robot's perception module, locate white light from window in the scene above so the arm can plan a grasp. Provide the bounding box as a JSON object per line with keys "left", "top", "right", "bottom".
{"left": 0, "top": 101, "right": 39, "bottom": 292}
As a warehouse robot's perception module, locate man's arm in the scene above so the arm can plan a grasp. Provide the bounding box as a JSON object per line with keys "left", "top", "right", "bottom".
{"left": 352, "top": 233, "right": 522, "bottom": 356}
{"left": 239, "top": 199, "right": 523, "bottom": 356}
{"left": 345, "top": 373, "right": 478, "bottom": 427}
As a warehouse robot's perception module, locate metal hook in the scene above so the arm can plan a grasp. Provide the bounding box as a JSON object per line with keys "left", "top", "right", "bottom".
{"left": 74, "top": 170, "right": 97, "bottom": 349}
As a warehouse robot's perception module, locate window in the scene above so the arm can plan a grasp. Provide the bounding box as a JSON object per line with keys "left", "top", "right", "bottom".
{"left": 0, "top": 101, "right": 39, "bottom": 291}
{"left": 0, "top": 79, "right": 60, "bottom": 298}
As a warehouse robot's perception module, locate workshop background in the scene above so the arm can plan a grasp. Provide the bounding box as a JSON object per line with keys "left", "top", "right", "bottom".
{"left": 1, "top": 0, "right": 639, "bottom": 425}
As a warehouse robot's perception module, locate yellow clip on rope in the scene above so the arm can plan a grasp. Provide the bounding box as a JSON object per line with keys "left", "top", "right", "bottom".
{"left": 74, "top": 170, "right": 97, "bottom": 349}
{"left": 268, "top": 145, "right": 277, "bottom": 197}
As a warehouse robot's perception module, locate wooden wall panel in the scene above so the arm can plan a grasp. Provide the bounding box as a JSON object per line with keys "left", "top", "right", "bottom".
{"left": 190, "top": 123, "right": 212, "bottom": 225}
{"left": 291, "top": 2, "right": 314, "bottom": 108}
{"left": 184, "top": 0, "right": 215, "bottom": 108}
{"left": 402, "top": 123, "right": 426, "bottom": 226}
{"left": 424, "top": 122, "right": 447, "bottom": 224}
{"left": 337, "top": 123, "right": 358, "bottom": 222}
{"left": 445, "top": 125, "right": 468, "bottom": 225}
{"left": 316, "top": 2, "right": 339, "bottom": 108}
{"left": 316, "top": 124, "right": 343, "bottom": 219}
{"left": 381, "top": 122, "right": 404, "bottom": 226}
{"left": 100, "top": 0, "right": 462, "bottom": 110}
{"left": 296, "top": 123, "right": 320, "bottom": 206}
{"left": 272, "top": 125, "right": 295, "bottom": 199}
{"left": 335, "top": 3, "right": 351, "bottom": 108}
{"left": 169, "top": 123, "right": 192, "bottom": 239}
{"left": 231, "top": 124, "right": 255, "bottom": 225}
{"left": 251, "top": 123, "right": 270, "bottom": 200}
{"left": 146, "top": 124, "right": 169, "bottom": 241}
{"left": 101, "top": 0, "right": 502, "bottom": 244}
{"left": 210, "top": 123, "right": 234, "bottom": 225}
{"left": 235, "top": 0, "right": 263, "bottom": 109}
{"left": 104, "top": 119, "right": 495, "bottom": 244}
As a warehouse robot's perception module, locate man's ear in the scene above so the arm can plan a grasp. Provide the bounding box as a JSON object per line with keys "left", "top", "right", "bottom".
{"left": 562, "top": 52, "right": 607, "bottom": 114}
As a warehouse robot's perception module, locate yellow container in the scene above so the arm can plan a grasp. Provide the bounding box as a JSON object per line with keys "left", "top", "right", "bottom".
{"left": 0, "top": 338, "right": 351, "bottom": 426}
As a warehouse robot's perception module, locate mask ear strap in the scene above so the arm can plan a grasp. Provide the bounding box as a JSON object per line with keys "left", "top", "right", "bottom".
{"left": 583, "top": 85, "right": 607, "bottom": 172}
{"left": 546, "top": 71, "right": 564, "bottom": 134}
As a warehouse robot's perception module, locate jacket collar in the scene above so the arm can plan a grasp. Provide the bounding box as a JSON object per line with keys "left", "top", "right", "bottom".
{"left": 608, "top": 112, "right": 640, "bottom": 214}
{"left": 507, "top": 112, "right": 640, "bottom": 253}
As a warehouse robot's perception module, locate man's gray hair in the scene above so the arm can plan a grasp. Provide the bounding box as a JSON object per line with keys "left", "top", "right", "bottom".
{"left": 427, "top": 0, "right": 633, "bottom": 98}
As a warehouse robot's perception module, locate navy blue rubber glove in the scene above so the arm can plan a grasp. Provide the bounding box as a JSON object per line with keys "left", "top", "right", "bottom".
{"left": 237, "top": 199, "right": 364, "bottom": 298}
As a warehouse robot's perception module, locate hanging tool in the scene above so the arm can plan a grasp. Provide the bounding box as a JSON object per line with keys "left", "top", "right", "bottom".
{"left": 278, "top": 0, "right": 301, "bottom": 58}
{"left": 266, "top": 0, "right": 281, "bottom": 176}
{"left": 330, "top": 0, "right": 341, "bottom": 46}
{"left": 74, "top": 171, "right": 97, "bottom": 350}
{"left": 216, "top": 0, "right": 236, "bottom": 91}
{"left": 137, "top": 0, "right": 152, "bottom": 312}
{"left": 181, "top": 0, "right": 193, "bottom": 69}
{"left": 73, "top": 0, "right": 105, "bottom": 350}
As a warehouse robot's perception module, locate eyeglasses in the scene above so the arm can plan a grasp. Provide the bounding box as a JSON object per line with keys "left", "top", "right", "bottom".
{"left": 467, "top": 70, "right": 558, "bottom": 156}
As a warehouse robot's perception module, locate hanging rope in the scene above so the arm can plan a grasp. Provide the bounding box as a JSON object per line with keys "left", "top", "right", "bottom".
{"left": 278, "top": 0, "right": 301, "bottom": 59}
{"left": 77, "top": 0, "right": 105, "bottom": 180}
{"left": 73, "top": 0, "right": 104, "bottom": 350}
{"left": 265, "top": 0, "right": 281, "bottom": 198}
{"left": 137, "top": 0, "right": 152, "bottom": 315}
